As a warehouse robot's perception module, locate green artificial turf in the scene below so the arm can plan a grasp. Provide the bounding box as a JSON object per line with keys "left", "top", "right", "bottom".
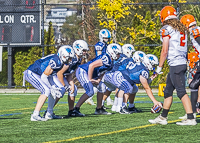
{"left": 0, "top": 92, "right": 199, "bottom": 143}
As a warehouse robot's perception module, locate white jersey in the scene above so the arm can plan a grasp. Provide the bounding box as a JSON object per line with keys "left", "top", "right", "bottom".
{"left": 190, "top": 26, "right": 200, "bottom": 55}
{"left": 160, "top": 25, "right": 187, "bottom": 66}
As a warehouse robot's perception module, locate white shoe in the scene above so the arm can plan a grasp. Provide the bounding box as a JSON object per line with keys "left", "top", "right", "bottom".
{"left": 115, "top": 106, "right": 121, "bottom": 113}
{"left": 44, "top": 112, "right": 63, "bottom": 119}
{"left": 107, "top": 99, "right": 114, "bottom": 106}
{"left": 111, "top": 105, "right": 117, "bottom": 112}
{"left": 148, "top": 115, "right": 168, "bottom": 125}
{"left": 176, "top": 119, "right": 197, "bottom": 125}
{"left": 85, "top": 98, "right": 96, "bottom": 105}
{"left": 30, "top": 114, "right": 48, "bottom": 121}
{"left": 179, "top": 113, "right": 196, "bottom": 120}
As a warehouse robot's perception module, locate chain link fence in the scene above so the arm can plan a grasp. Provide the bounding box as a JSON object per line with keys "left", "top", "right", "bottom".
{"left": 0, "top": 0, "right": 200, "bottom": 88}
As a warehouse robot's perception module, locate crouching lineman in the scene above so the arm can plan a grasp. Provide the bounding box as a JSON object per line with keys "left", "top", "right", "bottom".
{"left": 23, "top": 46, "right": 75, "bottom": 121}
{"left": 43, "top": 40, "right": 89, "bottom": 119}
{"left": 71, "top": 43, "right": 122, "bottom": 116}
{"left": 105, "top": 53, "right": 161, "bottom": 114}
{"left": 102, "top": 44, "right": 136, "bottom": 112}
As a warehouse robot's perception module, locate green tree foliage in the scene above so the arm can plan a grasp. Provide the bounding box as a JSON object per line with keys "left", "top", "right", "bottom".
{"left": 13, "top": 22, "right": 56, "bottom": 87}
{"left": 61, "top": 15, "right": 83, "bottom": 45}
{"left": 0, "top": 48, "right": 8, "bottom": 86}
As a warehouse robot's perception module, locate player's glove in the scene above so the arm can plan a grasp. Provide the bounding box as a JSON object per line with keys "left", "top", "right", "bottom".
{"left": 51, "top": 85, "right": 62, "bottom": 99}
{"left": 155, "top": 66, "right": 163, "bottom": 74}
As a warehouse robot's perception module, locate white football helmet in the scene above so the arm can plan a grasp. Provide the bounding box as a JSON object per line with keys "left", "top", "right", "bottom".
{"left": 58, "top": 45, "right": 75, "bottom": 63}
{"left": 142, "top": 55, "right": 154, "bottom": 71}
{"left": 106, "top": 43, "right": 122, "bottom": 60}
{"left": 73, "top": 40, "right": 89, "bottom": 56}
{"left": 99, "top": 29, "right": 111, "bottom": 42}
{"left": 146, "top": 54, "right": 159, "bottom": 66}
{"left": 132, "top": 51, "right": 146, "bottom": 63}
{"left": 122, "top": 44, "right": 135, "bottom": 58}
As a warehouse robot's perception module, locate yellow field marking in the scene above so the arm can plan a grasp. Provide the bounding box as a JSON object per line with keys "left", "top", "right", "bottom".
{"left": 11, "top": 98, "right": 20, "bottom": 100}
{"left": 168, "top": 112, "right": 174, "bottom": 114}
{"left": 42, "top": 117, "right": 188, "bottom": 143}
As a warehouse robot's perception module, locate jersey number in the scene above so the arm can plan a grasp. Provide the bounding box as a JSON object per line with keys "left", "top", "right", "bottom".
{"left": 192, "top": 29, "right": 200, "bottom": 38}
{"left": 180, "top": 32, "right": 186, "bottom": 47}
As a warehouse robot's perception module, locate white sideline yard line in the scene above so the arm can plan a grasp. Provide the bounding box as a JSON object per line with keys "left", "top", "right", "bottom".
{"left": 42, "top": 118, "right": 188, "bottom": 143}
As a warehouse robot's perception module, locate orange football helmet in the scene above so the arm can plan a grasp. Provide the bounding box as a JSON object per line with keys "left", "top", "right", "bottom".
{"left": 160, "top": 6, "right": 177, "bottom": 23}
{"left": 180, "top": 14, "right": 196, "bottom": 29}
{"left": 188, "top": 52, "right": 199, "bottom": 69}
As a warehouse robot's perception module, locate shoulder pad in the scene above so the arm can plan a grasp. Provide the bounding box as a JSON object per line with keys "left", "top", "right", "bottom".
{"left": 160, "top": 25, "right": 173, "bottom": 38}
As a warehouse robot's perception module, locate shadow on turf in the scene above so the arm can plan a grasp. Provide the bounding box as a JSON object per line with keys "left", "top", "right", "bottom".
{"left": 0, "top": 117, "right": 21, "bottom": 119}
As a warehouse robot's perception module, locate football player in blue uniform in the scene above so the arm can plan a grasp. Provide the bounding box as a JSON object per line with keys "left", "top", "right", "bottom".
{"left": 23, "top": 46, "right": 75, "bottom": 121}
{"left": 43, "top": 40, "right": 89, "bottom": 119}
{"left": 85, "top": 29, "right": 112, "bottom": 106}
{"left": 102, "top": 44, "right": 135, "bottom": 110}
{"left": 111, "top": 54, "right": 162, "bottom": 114}
{"left": 71, "top": 43, "right": 122, "bottom": 116}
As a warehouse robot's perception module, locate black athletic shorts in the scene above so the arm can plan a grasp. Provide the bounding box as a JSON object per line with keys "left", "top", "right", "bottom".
{"left": 164, "top": 64, "right": 187, "bottom": 99}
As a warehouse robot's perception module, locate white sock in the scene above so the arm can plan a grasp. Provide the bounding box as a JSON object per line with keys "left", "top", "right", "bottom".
{"left": 118, "top": 97, "right": 123, "bottom": 107}
{"left": 107, "top": 96, "right": 112, "bottom": 102}
{"left": 129, "top": 103, "right": 135, "bottom": 108}
{"left": 33, "top": 110, "right": 39, "bottom": 116}
{"left": 102, "top": 100, "right": 105, "bottom": 106}
{"left": 113, "top": 96, "right": 118, "bottom": 106}
{"left": 47, "top": 95, "right": 56, "bottom": 115}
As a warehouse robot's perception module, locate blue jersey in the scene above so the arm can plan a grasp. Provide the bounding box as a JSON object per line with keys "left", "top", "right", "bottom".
{"left": 121, "top": 62, "right": 149, "bottom": 85}
{"left": 94, "top": 41, "right": 108, "bottom": 56}
{"left": 111, "top": 54, "right": 133, "bottom": 72}
{"left": 27, "top": 54, "right": 63, "bottom": 75}
{"left": 79, "top": 54, "right": 113, "bottom": 79}
{"left": 64, "top": 56, "right": 82, "bottom": 76}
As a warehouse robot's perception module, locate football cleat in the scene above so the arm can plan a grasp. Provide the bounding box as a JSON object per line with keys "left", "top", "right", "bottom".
{"left": 128, "top": 106, "right": 142, "bottom": 113}
{"left": 119, "top": 106, "right": 130, "bottom": 114}
{"left": 94, "top": 107, "right": 112, "bottom": 115}
{"left": 106, "top": 99, "right": 114, "bottom": 106}
{"left": 148, "top": 115, "right": 168, "bottom": 125}
{"left": 111, "top": 105, "right": 117, "bottom": 112}
{"left": 71, "top": 107, "right": 85, "bottom": 117}
{"left": 176, "top": 119, "right": 197, "bottom": 125}
{"left": 102, "top": 105, "right": 110, "bottom": 110}
{"left": 31, "top": 114, "right": 48, "bottom": 121}
{"left": 179, "top": 113, "right": 196, "bottom": 120}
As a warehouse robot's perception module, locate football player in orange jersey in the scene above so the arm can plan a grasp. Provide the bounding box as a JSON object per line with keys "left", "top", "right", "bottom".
{"left": 181, "top": 14, "right": 200, "bottom": 116}
{"left": 148, "top": 6, "right": 197, "bottom": 125}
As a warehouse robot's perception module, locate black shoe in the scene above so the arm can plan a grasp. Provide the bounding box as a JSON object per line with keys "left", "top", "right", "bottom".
{"left": 102, "top": 105, "right": 110, "bottom": 110}
{"left": 70, "top": 107, "right": 85, "bottom": 117}
{"left": 94, "top": 107, "right": 112, "bottom": 115}
{"left": 128, "top": 106, "right": 142, "bottom": 113}
{"left": 68, "top": 110, "right": 74, "bottom": 117}
{"left": 119, "top": 106, "right": 130, "bottom": 114}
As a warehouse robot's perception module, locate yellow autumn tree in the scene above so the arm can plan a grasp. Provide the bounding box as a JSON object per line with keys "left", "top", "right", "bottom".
{"left": 92, "top": 0, "right": 136, "bottom": 42}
